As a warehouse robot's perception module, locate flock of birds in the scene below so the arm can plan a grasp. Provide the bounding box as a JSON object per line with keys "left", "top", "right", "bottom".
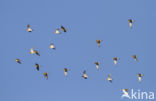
{"left": 15, "top": 19, "right": 143, "bottom": 94}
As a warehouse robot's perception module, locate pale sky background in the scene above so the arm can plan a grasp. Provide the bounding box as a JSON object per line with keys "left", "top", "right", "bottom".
{"left": 0, "top": 0, "right": 156, "bottom": 101}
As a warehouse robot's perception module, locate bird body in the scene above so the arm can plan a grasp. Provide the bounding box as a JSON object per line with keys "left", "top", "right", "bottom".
{"left": 63, "top": 68, "right": 68, "bottom": 77}
{"left": 128, "top": 19, "right": 133, "bottom": 29}
{"left": 54, "top": 29, "right": 61, "bottom": 34}
{"left": 43, "top": 72, "right": 48, "bottom": 80}
{"left": 137, "top": 73, "right": 143, "bottom": 82}
{"left": 94, "top": 62, "right": 99, "bottom": 70}
{"left": 15, "top": 59, "right": 21, "bottom": 64}
{"left": 82, "top": 70, "right": 88, "bottom": 79}
{"left": 30, "top": 48, "right": 40, "bottom": 56}
{"left": 132, "top": 55, "right": 138, "bottom": 62}
{"left": 113, "top": 57, "right": 119, "bottom": 65}
{"left": 96, "top": 40, "right": 102, "bottom": 47}
{"left": 122, "top": 89, "right": 130, "bottom": 99}
{"left": 107, "top": 74, "right": 112, "bottom": 83}
{"left": 35, "top": 63, "right": 39, "bottom": 71}
{"left": 27, "top": 24, "right": 32, "bottom": 32}
{"left": 61, "top": 26, "right": 67, "bottom": 32}
{"left": 49, "top": 43, "right": 56, "bottom": 49}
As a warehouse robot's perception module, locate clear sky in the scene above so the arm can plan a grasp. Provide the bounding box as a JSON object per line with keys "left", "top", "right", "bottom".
{"left": 0, "top": 0, "right": 156, "bottom": 101}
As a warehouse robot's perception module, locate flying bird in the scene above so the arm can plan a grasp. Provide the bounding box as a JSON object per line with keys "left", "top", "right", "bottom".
{"left": 128, "top": 19, "right": 133, "bottom": 29}
{"left": 96, "top": 40, "right": 102, "bottom": 47}
{"left": 30, "top": 48, "right": 40, "bottom": 56}
{"left": 132, "top": 55, "right": 138, "bottom": 62}
{"left": 137, "top": 73, "right": 143, "bottom": 82}
{"left": 113, "top": 57, "right": 119, "bottom": 65}
{"left": 27, "top": 24, "right": 33, "bottom": 32}
{"left": 94, "top": 62, "right": 100, "bottom": 70}
{"left": 61, "top": 26, "right": 67, "bottom": 32}
{"left": 30, "top": 48, "right": 35, "bottom": 54}
{"left": 35, "top": 63, "right": 39, "bottom": 71}
{"left": 107, "top": 74, "right": 112, "bottom": 83}
{"left": 15, "top": 59, "right": 21, "bottom": 64}
{"left": 43, "top": 72, "right": 48, "bottom": 80}
{"left": 54, "top": 29, "right": 61, "bottom": 34}
{"left": 82, "top": 70, "right": 88, "bottom": 79}
{"left": 63, "top": 68, "right": 68, "bottom": 77}
{"left": 34, "top": 50, "right": 40, "bottom": 56}
{"left": 49, "top": 43, "right": 56, "bottom": 50}
{"left": 121, "top": 89, "right": 130, "bottom": 99}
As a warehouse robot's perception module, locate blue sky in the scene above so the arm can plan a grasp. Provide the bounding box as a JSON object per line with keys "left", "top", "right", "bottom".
{"left": 0, "top": 0, "right": 156, "bottom": 101}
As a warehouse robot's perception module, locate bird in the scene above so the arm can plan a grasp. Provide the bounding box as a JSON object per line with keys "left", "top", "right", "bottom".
{"left": 94, "top": 62, "right": 100, "bottom": 70}
{"left": 63, "top": 68, "right": 68, "bottom": 77}
{"left": 107, "top": 74, "right": 112, "bottom": 83}
{"left": 121, "top": 89, "right": 130, "bottom": 99}
{"left": 15, "top": 59, "right": 21, "bottom": 64}
{"left": 30, "top": 48, "right": 40, "bottom": 56}
{"left": 61, "top": 26, "right": 67, "bottom": 32}
{"left": 128, "top": 19, "right": 133, "bottom": 29}
{"left": 132, "top": 55, "right": 138, "bottom": 62}
{"left": 35, "top": 63, "right": 39, "bottom": 71}
{"left": 96, "top": 40, "right": 102, "bottom": 47}
{"left": 113, "top": 57, "right": 119, "bottom": 65}
{"left": 30, "top": 48, "right": 35, "bottom": 54}
{"left": 54, "top": 29, "right": 61, "bottom": 34}
{"left": 43, "top": 72, "right": 48, "bottom": 80}
{"left": 82, "top": 70, "right": 88, "bottom": 79}
{"left": 49, "top": 43, "right": 56, "bottom": 50}
{"left": 137, "top": 73, "right": 143, "bottom": 82}
{"left": 34, "top": 50, "right": 40, "bottom": 56}
{"left": 27, "top": 24, "right": 33, "bottom": 32}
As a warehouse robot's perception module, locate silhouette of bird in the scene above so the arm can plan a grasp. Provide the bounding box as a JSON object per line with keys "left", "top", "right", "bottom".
{"left": 15, "top": 59, "right": 21, "bottom": 64}
{"left": 61, "top": 26, "right": 67, "bottom": 32}
{"left": 34, "top": 50, "right": 40, "bottom": 56}
{"left": 132, "top": 55, "right": 138, "bottom": 62}
{"left": 82, "top": 70, "right": 88, "bottom": 79}
{"left": 122, "top": 89, "right": 130, "bottom": 99}
{"left": 49, "top": 43, "right": 56, "bottom": 50}
{"left": 128, "top": 19, "right": 133, "bottom": 29}
{"left": 30, "top": 48, "right": 40, "bottom": 56}
{"left": 63, "top": 68, "right": 68, "bottom": 77}
{"left": 94, "top": 62, "right": 100, "bottom": 70}
{"left": 54, "top": 29, "right": 61, "bottom": 34}
{"left": 35, "top": 63, "right": 39, "bottom": 71}
{"left": 113, "top": 57, "right": 119, "bottom": 65}
{"left": 30, "top": 48, "right": 35, "bottom": 54}
{"left": 43, "top": 72, "right": 48, "bottom": 80}
{"left": 137, "top": 73, "right": 143, "bottom": 82}
{"left": 96, "top": 40, "right": 102, "bottom": 47}
{"left": 107, "top": 74, "right": 112, "bottom": 83}
{"left": 27, "top": 24, "right": 32, "bottom": 32}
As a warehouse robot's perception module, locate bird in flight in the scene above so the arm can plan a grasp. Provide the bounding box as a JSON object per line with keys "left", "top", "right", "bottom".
{"left": 43, "top": 72, "right": 48, "bottom": 80}
{"left": 132, "top": 55, "right": 138, "bottom": 62}
{"left": 63, "top": 68, "right": 68, "bottom": 77}
{"left": 49, "top": 43, "right": 56, "bottom": 50}
{"left": 94, "top": 62, "right": 100, "bottom": 70}
{"left": 96, "top": 40, "right": 102, "bottom": 47}
{"left": 107, "top": 74, "right": 112, "bottom": 83}
{"left": 54, "top": 29, "right": 61, "bottom": 34}
{"left": 61, "top": 26, "right": 67, "bottom": 32}
{"left": 27, "top": 24, "right": 33, "bottom": 32}
{"left": 15, "top": 59, "right": 21, "bottom": 64}
{"left": 82, "top": 70, "right": 88, "bottom": 79}
{"left": 128, "top": 19, "right": 133, "bottom": 29}
{"left": 137, "top": 73, "right": 143, "bottom": 82}
{"left": 35, "top": 63, "right": 40, "bottom": 71}
{"left": 121, "top": 89, "right": 130, "bottom": 99}
{"left": 113, "top": 57, "right": 119, "bottom": 65}
{"left": 30, "top": 48, "right": 40, "bottom": 56}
